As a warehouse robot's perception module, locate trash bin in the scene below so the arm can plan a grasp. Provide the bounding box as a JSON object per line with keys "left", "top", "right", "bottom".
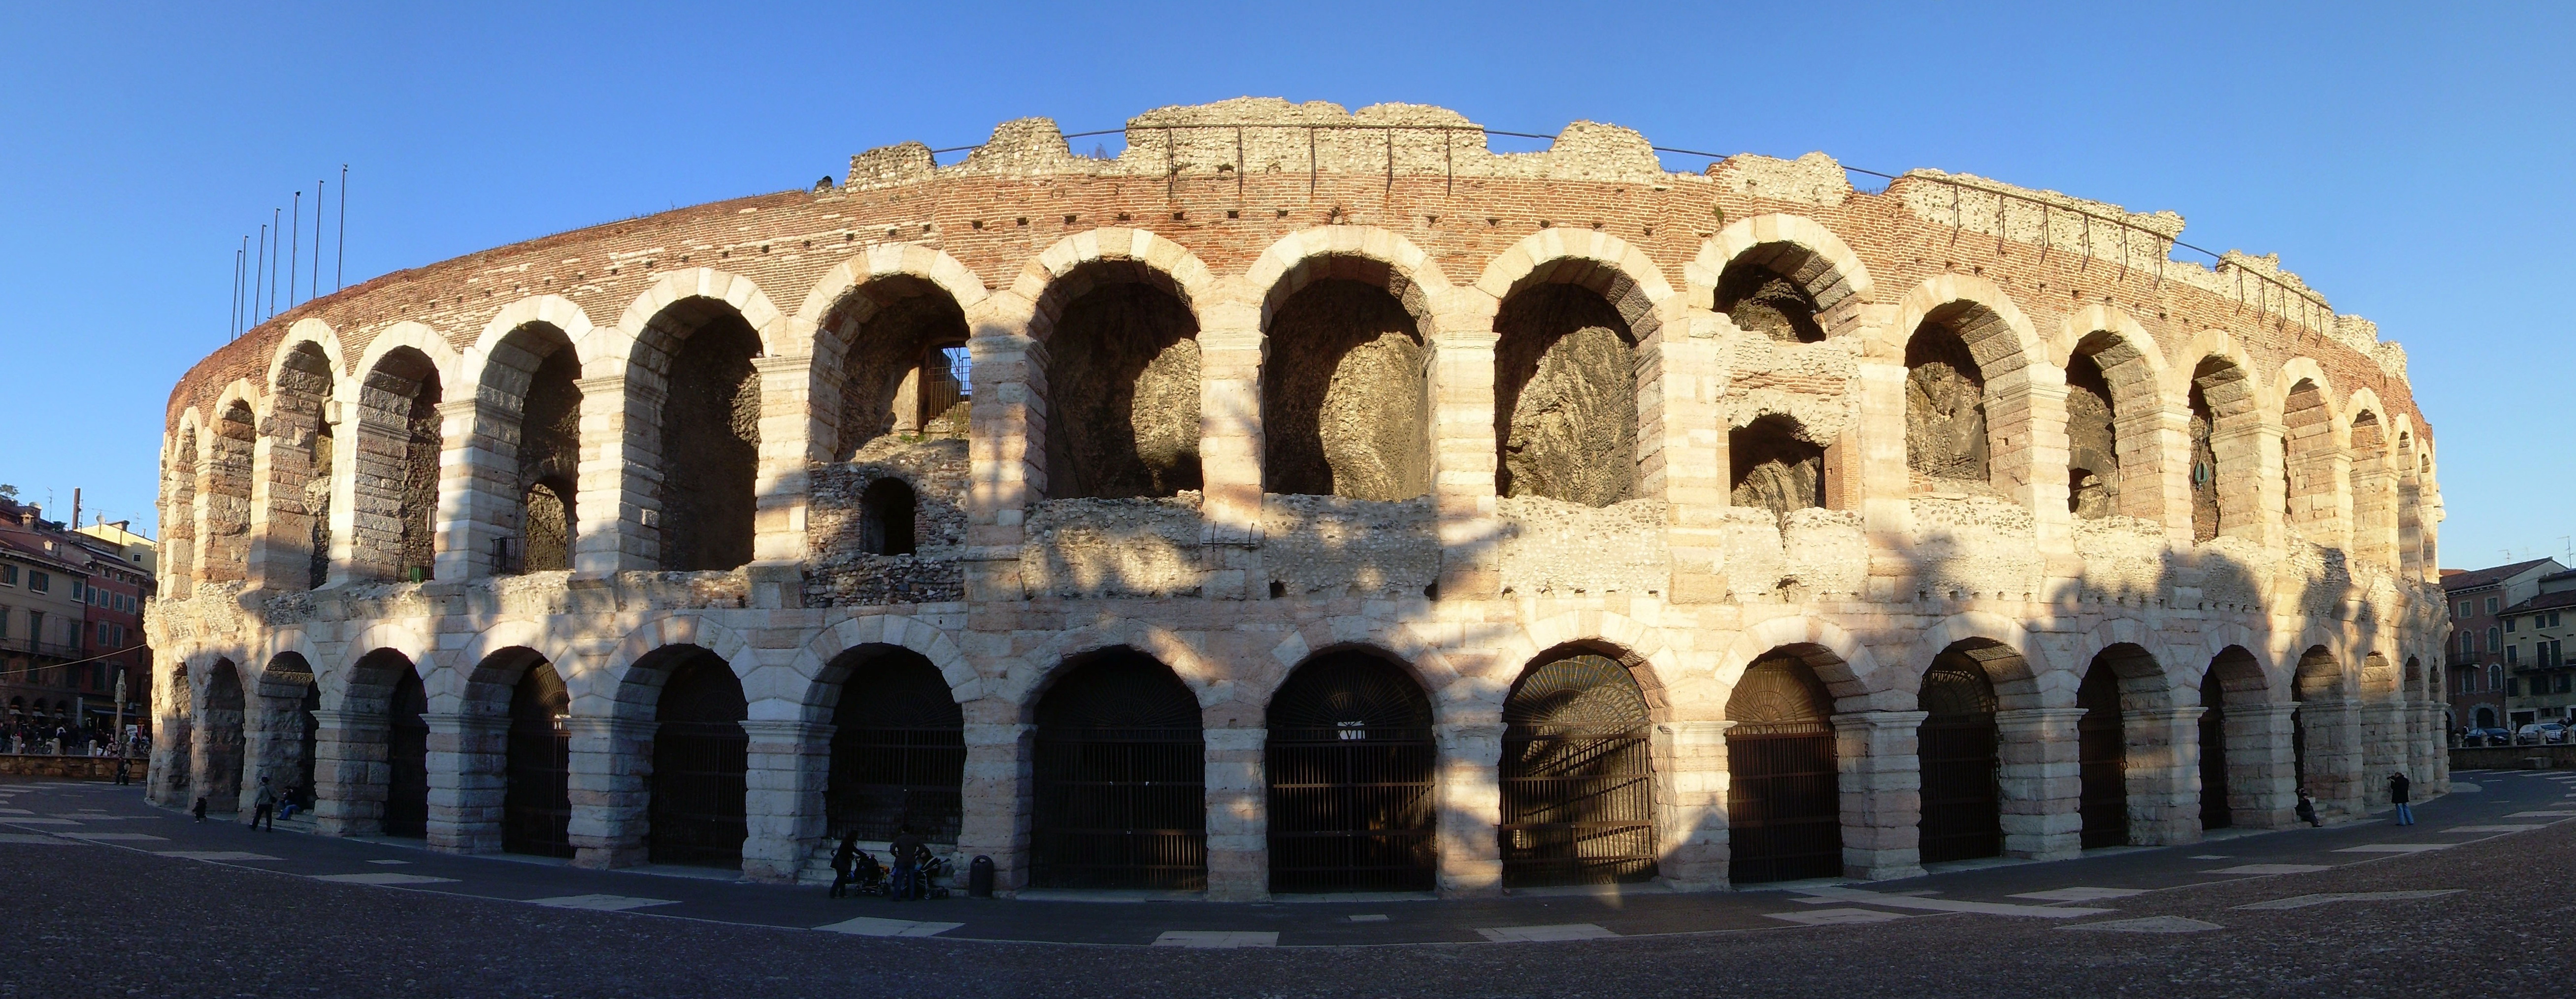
{"left": 968, "top": 854, "right": 995, "bottom": 898}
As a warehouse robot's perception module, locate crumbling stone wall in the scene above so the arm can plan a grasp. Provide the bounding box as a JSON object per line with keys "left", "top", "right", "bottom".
{"left": 804, "top": 437, "right": 968, "bottom": 606}
{"left": 200, "top": 402, "right": 256, "bottom": 584}
{"left": 1020, "top": 494, "right": 1206, "bottom": 598}
{"left": 1259, "top": 494, "right": 1437, "bottom": 598}
{"left": 1493, "top": 284, "right": 1635, "bottom": 506}
{"left": 658, "top": 313, "right": 762, "bottom": 572}
{"left": 1715, "top": 258, "right": 1824, "bottom": 343}
{"left": 165, "top": 428, "right": 197, "bottom": 597}
{"left": 1495, "top": 496, "right": 1666, "bottom": 596}
{"left": 350, "top": 350, "right": 442, "bottom": 582}
{"left": 1730, "top": 415, "right": 1824, "bottom": 523}
{"left": 1044, "top": 283, "right": 1200, "bottom": 498}
{"left": 2063, "top": 351, "right": 2118, "bottom": 519}
{"left": 517, "top": 349, "right": 581, "bottom": 573}
{"left": 837, "top": 287, "right": 971, "bottom": 458}
{"left": 266, "top": 343, "right": 334, "bottom": 589}
{"left": 1904, "top": 324, "right": 1989, "bottom": 490}
{"left": 1262, "top": 279, "right": 1429, "bottom": 501}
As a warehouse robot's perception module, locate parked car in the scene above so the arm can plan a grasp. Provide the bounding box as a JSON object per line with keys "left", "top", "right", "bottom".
{"left": 2511, "top": 723, "right": 2568, "bottom": 745}
{"left": 2470, "top": 727, "right": 2513, "bottom": 746}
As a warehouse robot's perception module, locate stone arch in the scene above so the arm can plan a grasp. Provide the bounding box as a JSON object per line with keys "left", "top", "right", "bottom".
{"left": 255, "top": 336, "right": 340, "bottom": 590}
{"left": 197, "top": 385, "right": 261, "bottom": 586}
{"left": 2392, "top": 417, "right": 2426, "bottom": 576}
{"left": 2344, "top": 390, "right": 2398, "bottom": 569}
{"left": 449, "top": 618, "right": 576, "bottom": 716}
{"left": 464, "top": 295, "right": 602, "bottom": 386}
{"left": 346, "top": 338, "right": 449, "bottom": 582}
{"left": 593, "top": 614, "right": 760, "bottom": 721}
{"left": 1479, "top": 230, "right": 1669, "bottom": 507}
{"left": 2055, "top": 307, "right": 2171, "bottom": 523}
{"left": 789, "top": 612, "right": 979, "bottom": 725}
{"left": 1022, "top": 251, "right": 1204, "bottom": 500}
{"left": 608, "top": 268, "right": 791, "bottom": 363}
{"left": 1259, "top": 617, "right": 1472, "bottom": 725}
{"left": 1900, "top": 612, "right": 2049, "bottom": 709}
{"left": 2279, "top": 369, "right": 2344, "bottom": 543}
{"left": 1472, "top": 228, "right": 1679, "bottom": 344}
{"left": 1888, "top": 275, "right": 2048, "bottom": 501}
{"left": 1691, "top": 214, "right": 1876, "bottom": 340}
{"left": 1717, "top": 616, "right": 1884, "bottom": 709}
{"left": 163, "top": 409, "right": 203, "bottom": 598}
{"left": 1009, "top": 228, "right": 1221, "bottom": 345}
{"left": 193, "top": 656, "right": 251, "bottom": 812}
{"left": 1730, "top": 412, "right": 1829, "bottom": 521}
{"left": 464, "top": 317, "right": 584, "bottom": 577}
{"left": 621, "top": 285, "right": 770, "bottom": 572}
{"left": 809, "top": 267, "right": 976, "bottom": 463}
{"left": 1243, "top": 226, "right": 1456, "bottom": 335}
{"left": 2179, "top": 336, "right": 2266, "bottom": 545}
{"left": 1251, "top": 228, "right": 1450, "bottom": 501}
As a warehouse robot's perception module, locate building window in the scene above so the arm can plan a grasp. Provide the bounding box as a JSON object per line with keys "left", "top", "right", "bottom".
{"left": 2509, "top": 677, "right": 2521, "bottom": 696}
{"left": 2508, "top": 645, "right": 2519, "bottom": 666}
{"left": 2494, "top": 665, "right": 2506, "bottom": 690}
{"left": 2555, "top": 612, "right": 2566, "bottom": 628}
{"left": 27, "top": 571, "right": 46, "bottom": 593}
{"left": 2491, "top": 626, "right": 2503, "bottom": 651}
{"left": 2489, "top": 596, "right": 2501, "bottom": 614}
{"left": 2458, "top": 601, "right": 2472, "bottom": 619}
{"left": 0, "top": 564, "right": 14, "bottom": 585}
{"left": 2508, "top": 616, "right": 2518, "bottom": 633}
{"left": 0, "top": 609, "right": 9, "bottom": 639}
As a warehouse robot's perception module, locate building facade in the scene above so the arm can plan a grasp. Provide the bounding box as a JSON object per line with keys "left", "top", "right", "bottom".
{"left": 2498, "top": 569, "right": 2576, "bottom": 730}
{"left": 146, "top": 100, "right": 2448, "bottom": 897}
{"left": 2441, "top": 558, "right": 2561, "bottom": 733}
{"left": 0, "top": 499, "right": 152, "bottom": 740}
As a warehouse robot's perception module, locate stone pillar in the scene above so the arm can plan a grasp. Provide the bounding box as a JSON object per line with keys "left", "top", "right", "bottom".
{"left": 2299, "top": 698, "right": 2364, "bottom": 818}
{"left": 1203, "top": 726, "right": 1266, "bottom": 901}
{"left": 2229, "top": 702, "right": 2299, "bottom": 828}
{"left": 564, "top": 716, "right": 655, "bottom": 869}
{"left": 433, "top": 396, "right": 500, "bottom": 582}
{"left": 310, "top": 709, "right": 388, "bottom": 836}
{"left": 1195, "top": 323, "right": 1263, "bottom": 601}
{"left": 955, "top": 722, "right": 1031, "bottom": 891}
{"left": 1428, "top": 327, "right": 1501, "bottom": 601}
{"left": 1652, "top": 321, "right": 1728, "bottom": 605}
{"left": 1654, "top": 720, "right": 1732, "bottom": 891}
{"left": 750, "top": 354, "right": 817, "bottom": 566}
{"left": 1852, "top": 355, "right": 1915, "bottom": 603}
{"left": 424, "top": 712, "right": 507, "bottom": 853}
{"left": 1831, "top": 709, "right": 1927, "bottom": 881}
{"left": 2420, "top": 703, "right": 2450, "bottom": 792}
{"left": 1433, "top": 721, "right": 1504, "bottom": 897}
{"left": 2363, "top": 698, "right": 2406, "bottom": 806}
{"left": 2123, "top": 706, "right": 2204, "bottom": 846}
{"left": 1993, "top": 707, "right": 2083, "bottom": 861}
{"left": 572, "top": 374, "right": 653, "bottom": 574}
{"left": 740, "top": 719, "right": 831, "bottom": 883}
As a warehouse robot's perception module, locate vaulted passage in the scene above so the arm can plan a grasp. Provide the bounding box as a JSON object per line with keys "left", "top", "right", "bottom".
{"left": 383, "top": 665, "right": 430, "bottom": 838}
{"left": 1730, "top": 415, "right": 1825, "bottom": 522}
{"left": 490, "top": 326, "right": 581, "bottom": 574}
{"left": 202, "top": 403, "right": 257, "bottom": 583}
{"left": 2063, "top": 350, "right": 2118, "bottom": 519}
{"left": 355, "top": 348, "right": 443, "bottom": 582}
{"left": 1500, "top": 653, "right": 1657, "bottom": 887}
{"left": 198, "top": 662, "right": 246, "bottom": 812}
{"left": 504, "top": 661, "right": 572, "bottom": 858}
{"left": 1042, "top": 273, "right": 1200, "bottom": 498}
{"left": 1266, "top": 650, "right": 1436, "bottom": 894}
{"left": 650, "top": 302, "right": 762, "bottom": 572}
{"left": 2198, "top": 666, "right": 2233, "bottom": 831}
{"left": 826, "top": 648, "right": 964, "bottom": 844}
{"left": 830, "top": 278, "right": 974, "bottom": 457}
{"left": 1725, "top": 651, "right": 1841, "bottom": 884}
{"left": 2188, "top": 381, "right": 2222, "bottom": 542}
{"left": 1903, "top": 316, "right": 1990, "bottom": 488}
{"left": 2189, "top": 356, "right": 2257, "bottom": 543}
{"left": 265, "top": 342, "right": 335, "bottom": 588}
{"left": 1030, "top": 649, "right": 1205, "bottom": 891}
{"left": 649, "top": 649, "right": 749, "bottom": 867}
{"left": 1263, "top": 273, "right": 1430, "bottom": 500}
{"left": 1916, "top": 653, "right": 2001, "bottom": 863}
{"left": 1493, "top": 284, "right": 1636, "bottom": 507}
{"left": 282, "top": 664, "right": 320, "bottom": 810}
{"left": 2076, "top": 659, "right": 2129, "bottom": 848}
{"left": 1715, "top": 250, "right": 1827, "bottom": 344}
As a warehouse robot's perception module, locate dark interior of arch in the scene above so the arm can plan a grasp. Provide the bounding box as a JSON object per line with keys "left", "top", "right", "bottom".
{"left": 516, "top": 341, "right": 581, "bottom": 573}
{"left": 1714, "top": 253, "right": 1825, "bottom": 343}
{"left": 200, "top": 664, "right": 247, "bottom": 812}
{"left": 384, "top": 664, "right": 430, "bottom": 838}
{"left": 859, "top": 478, "right": 917, "bottom": 556}
{"left": 357, "top": 349, "right": 442, "bottom": 582}
{"left": 2076, "top": 657, "right": 2128, "bottom": 848}
{"left": 1731, "top": 415, "right": 1825, "bottom": 523}
{"left": 650, "top": 648, "right": 749, "bottom": 867}
{"left": 1266, "top": 650, "right": 1437, "bottom": 893}
{"left": 827, "top": 647, "right": 964, "bottom": 843}
{"left": 273, "top": 343, "right": 335, "bottom": 589}
{"left": 656, "top": 305, "right": 762, "bottom": 572}
{"left": 1904, "top": 322, "right": 1988, "bottom": 486}
{"left": 1724, "top": 652, "right": 1839, "bottom": 884}
{"left": 1035, "top": 648, "right": 1201, "bottom": 730}
{"left": 2282, "top": 380, "right": 2330, "bottom": 527}
{"left": 838, "top": 281, "right": 972, "bottom": 458}
{"left": 1263, "top": 278, "right": 1430, "bottom": 501}
{"left": 505, "top": 660, "right": 573, "bottom": 858}
{"left": 1493, "top": 284, "right": 1636, "bottom": 506}
{"left": 2188, "top": 381, "right": 2221, "bottom": 543}
{"left": 2064, "top": 349, "right": 2118, "bottom": 519}
{"left": 1498, "top": 652, "right": 1656, "bottom": 886}
{"left": 1917, "top": 647, "right": 2002, "bottom": 863}
{"left": 1030, "top": 648, "right": 1204, "bottom": 890}
{"left": 1043, "top": 279, "right": 1201, "bottom": 499}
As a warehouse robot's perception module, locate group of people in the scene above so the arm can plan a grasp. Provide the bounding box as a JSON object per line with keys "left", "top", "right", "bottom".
{"left": 2292, "top": 771, "right": 2417, "bottom": 827}
{"left": 0, "top": 720, "right": 144, "bottom": 758}
{"left": 828, "top": 825, "right": 940, "bottom": 900}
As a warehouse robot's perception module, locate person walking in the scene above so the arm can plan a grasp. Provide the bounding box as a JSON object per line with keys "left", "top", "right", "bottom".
{"left": 829, "top": 830, "right": 861, "bottom": 899}
{"left": 889, "top": 824, "right": 924, "bottom": 901}
{"left": 249, "top": 777, "right": 276, "bottom": 832}
{"left": 2389, "top": 771, "right": 2415, "bottom": 826}
{"left": 192, "top": 795, "right": 208, "bottom": 822}
{"left": 2295, "top": 787, "right": 2323, "bottom": 827}
{"left": 112, "top": 755, "right": 131, "bottom": 786}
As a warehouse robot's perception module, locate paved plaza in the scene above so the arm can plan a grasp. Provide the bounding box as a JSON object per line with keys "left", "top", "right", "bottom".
{"left": 6, "top": 771, "right": 2573, "bottom": 996}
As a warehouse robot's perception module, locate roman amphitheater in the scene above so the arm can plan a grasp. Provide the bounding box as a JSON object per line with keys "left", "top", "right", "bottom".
{"left": 145, "top": 98, "right": 2447, "bottom": 897}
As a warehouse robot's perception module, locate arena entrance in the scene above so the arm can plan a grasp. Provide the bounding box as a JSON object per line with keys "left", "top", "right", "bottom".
{"left": 2076, "top": 661, "right": 2129, "bottom": 848}
{"left": 504, "top": 661, "right": 572, "bottom": 858}
{"left": 1030, "top": 649, "right": 1206, "bottom": 891}
{"left": 648, "top": 649, "right": 748, "bottom": 868}
{"left": 825, "top": 648, "right": 965, "bottom": 844}
{"left": 2198, "top": 674, "right": 2232, "bottom": 831}
{"left": 200, "top": 662, "right": 246, "bottom": 813}
{"left": 1916, "top": 656, "right": 2001, "bottom": 863}
{"left": 1265, "top": 651, "right": 1436, "bottom": 894}
{"left": 1725, "top": 652, "right": 1842, "bottom": 884}
{"left": 383, "top": 666, "right": 430, "bottom": 838}
{"left": 1499, "top": 653, "right": 1657, "bottom": 887}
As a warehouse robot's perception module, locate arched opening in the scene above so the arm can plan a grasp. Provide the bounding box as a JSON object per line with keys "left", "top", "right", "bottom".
{"left": 2349, "top": 411, "right": 2394, "bottom": 566}
{"left": 1262, "top": 264, "right": 1431, "bottom": 501}
{"left": 1916, "top": 646, "right": 2002, "bottom": 862}
{"left": 2282, "top": 380, "right": 2336, "bottom": 540}
{"left": 2188, "top": 356, "right": 2258, "bottom": 543}
{"left": 503, "top": 660, "right": 572, "bottom": 858}
{"left": 2292, "top": 645, "right": 2338, "bottom": 801}
{"left": 264, "top": 342, "right": 335, "bottom": 589}
{"left": 2475, "top": 705, "right": 2496, "bottom": 729}
{"left": 1029, "top": 647, "right": 1205, "bottom": 891}
{"left": 200, "top": 402, "right": 257, "bottom": 584}
{"left": 2396, "top": 431, "right": 2422, "bottom": 574}
{"left": 481, "top": 324, "right": 581, "bottom": 575}
{"left": 355, "top": 348, "right": 443, "bottom": 582}
{"left": 198, "top": 662, "right": 246, "bottom": 812}
{"left": 2076, "top": 652, "right": 2130, "bottom": 848}
{"left": 278, "top": 660, "right": 320, "bottom": 814}
{"left": 2198, "top": 665, "right": 2232, "bottom": 831}
{"left": 165, "top": 428, "right": 199, "bottom": 598}
{"left": 1493, "top": 283, "right": 1637, "bottom": 506}
{"left": 859, "top": 478, "right": 917, "bottom": 556}
{"left": 824, "top": 647, "right": 964, "bottom": 845}
{"left": 160, "top": 665, "right": 195, "bottom": 799}
{"left": 2199, "top": 646, "right": 2265, "bottom": 832}
{"left": 1499, "top": 650, "right": 1657, "bottom": 887}
{"left": 1265, "top": 650, "right": 1436, "bottom": 893}
{"left": 1724, "top": 650, "right": 1840, "bottom": 884}
{"left": 2063, "top": 350, "right": 2118, "bottom": 519}
{"left": 1730, "top": 414, "right": 1826, "bottom": 522}
{"left": 1038, "top": 266, "right": 1201, "bottom": 499}
{"left": 647, "top": 647, "right": 749, "bottom": 867}
{"left": 1714, "top": 243, "right": 1853, "bottom": 344}
{"left": 1903, "top": 308, "right": 1994, "bottom": 491}
{"left": 827, "top": 277, "right": 975, "bottom": 457}
{"left": 383, "top": 663, "right": 429, "bottom": 838}
{"left": 641, "top": 300, "right": 762, "bottom": 572}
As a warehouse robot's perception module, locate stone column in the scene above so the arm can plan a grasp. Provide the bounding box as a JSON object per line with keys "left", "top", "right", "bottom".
{"left": 1993, "top": 707, "right": 2083, "bottom": 861}
{"left": 433, "top": 396, "right": 503, "bottom": 582}
{"left": 424, "top": 712, "right": 507, "bottom": 853}
{"left": 310, "top": 709, "right": 388, "bottom": 836}
{"left": 1652, "top": 322, "right": 1729, "bottom": 605}
{"left": 573, "top": 374, "right": 653, "bottom": 574}
{"left": 2122, "top": 706, "right": 2204, "bottom": 846}
{"left": 1655, "top": 720, "right": 1732, "bottom": 891}
{"left": 740, "top": 719, "right": 831, "bottom": 883}
{"left": 2420, "top": 703, "right": 2450, "bottom": 792}
{"left": 563, "top": 716, "right": 655, "bottom": 869}
{"left": 1428, "top": 327, "right": 1501, "bottom": 601}
{"left": 1852, "top": 355, "right": 1915, "bottom": 603}
{"left": 1434, "top": 721, "right": 1505, "bottom": 897}
{"left": 750, "top": 354, "right": 817, "bottom": 566}
{"left": 2229, "top": 702, "right": 2299, "bottom": 828}
{"left": 1195, "top": 323, "right": 1263, "bottom": 601}
{"left": 1831, "top": 709, "right": 1927, "bottom": 881}
{"left": 2299, "top": 698, "right": 2364, "bottom": 818}
{"left": 2363, "top": 698, "right": 2407, "bottom": 805}
{"left": 955, "top": 722, "right": 1032, "bottom": 891}
{"left": 1203, "top": 726, "right": 1266, "bottom": 901}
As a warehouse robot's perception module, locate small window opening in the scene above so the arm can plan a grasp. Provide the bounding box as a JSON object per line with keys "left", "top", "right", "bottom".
{"left": 860, "top": 479, "right": 917, "bottom": 556}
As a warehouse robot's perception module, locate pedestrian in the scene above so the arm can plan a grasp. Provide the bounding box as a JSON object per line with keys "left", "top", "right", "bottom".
{"left": 249, "top": 777, "right": 276, "bottom": 832}
{"left": 113, "top": 755, "right": 131, "bottom": 786}
{"left": 2295, "top": 786, "right": 2323, "bottom": 827}
{"left": 889, "top": 824, "right": 924, "bottom": 901}
{"left": 192, "top": 795, "right": 208, "bottom": 822}
{"left": 2388, "top": 771, "right": 2414, "bottom": 826}
{"left": 829, "top": 830, "right": 861, "bottom": 898}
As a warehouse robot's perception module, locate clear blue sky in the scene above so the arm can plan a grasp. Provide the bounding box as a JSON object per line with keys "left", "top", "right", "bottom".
{"left": 3, "top": 1, "right": 2569, "bottom": 569}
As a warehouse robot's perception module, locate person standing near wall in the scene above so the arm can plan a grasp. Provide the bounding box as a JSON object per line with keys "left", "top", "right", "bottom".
{"left": 2389, "top": 772, "right": 2414, "bottom": 825}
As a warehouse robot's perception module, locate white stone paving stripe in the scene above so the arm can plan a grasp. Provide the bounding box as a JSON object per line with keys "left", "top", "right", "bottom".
{"left": 2010, "top": 887, "right": 2147, "bottom": 902}
{"left": 1795, "top": 887, "right": 2111, "bottom": 918}
{"left": 2447, "top": 824, "right": 2543, "bottom": 833}
{"left": 155, "top": 851, "right": 280, "bottom": 862}
{"left": 813, "top": 915, "right": 964, "bottom": 937}
{"left": 2204, "top": 864, "right": 2332, "bottom": 874}
{"left": 366, "top": 859, "right": 410, "bottom": 865}
{"left": 0, "top": 834, "right": 73, "bottom": 845}
{"left": 3, "top": 818, "right": 79, "bottom": 825}
{"left": 60, "top": 832, "right": 165, "bottom": 841}
{"left": 1475, "top": 924, "right": 1618, "bottom": 942}
{"left": 2334, "top": 843, "right": 2452, "bottom": 853}
{"left": 2506, "top": 810, "right": 2576, "bottom": 817}
{"left": 2059, "top": 916, "right": 2223, "bottom": 933}
{"left": 1765, "top": 908, "right": 1906, "bottom": 926}
{"left": 1153, "top": 931, "right": 1280, "bottom": 948}
{"left": 2187, "top": 854, "right": 2229, "bottom": 860}
{"left": 2233, "top": 890, "right": 2461, "bottom": 910}
{"left": 529, "top": 894, "right": 681, "bottom": 912}
{"left": 1347, "top": 914, "right": 1389, "bottom": 922}
{"left": 313, "top": 873, "right": 461, "bottom": 886}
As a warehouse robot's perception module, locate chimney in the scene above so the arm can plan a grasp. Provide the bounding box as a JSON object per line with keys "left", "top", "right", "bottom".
{"left": 70, "top": 488, "right": 79, "bottom": 531}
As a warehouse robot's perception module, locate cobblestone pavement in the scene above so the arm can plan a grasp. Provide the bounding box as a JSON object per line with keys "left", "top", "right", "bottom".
{"left": 6, "top": 772, "right": 2574, "bottom": 997}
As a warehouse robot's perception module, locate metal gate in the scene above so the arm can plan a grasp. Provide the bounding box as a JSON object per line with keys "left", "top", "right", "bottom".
{"left": 1031, "top": 650, "right": 1205, "bottom": 891}
{"left": 2199, "top": 677, "right": 2231, "bottom": 830}
{"left": 826, "top": 650, "right": 965, "bottom": 843}
{"left": 1917, "top": 662, "right": 2000, "bottom": 863}
{"left": 649, "top": 652, "right": 748, "bottom": 868}
{"left": 1725, "top": 654, "right": 1840, "bottom": 884}
{"left": 504, "top": 662, "right": 573, "bottom": 858}
{"left": 1500, "top": 654, "right": 1657, "bottom": 887}
{"left": 383, "top": 669, "right": 430, "bottom": 838}
{"left": 1267, "top": 651, "right": 1436, "bottom": 893}
{"left": 2077, "top": 665, "right": 2128, "bottom": 849}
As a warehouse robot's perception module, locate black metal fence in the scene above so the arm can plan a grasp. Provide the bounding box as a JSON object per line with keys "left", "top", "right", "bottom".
{"left": 1267, "top": 724, "right": 1436, "bottom": 893}
{"left": 1498, "top": 724, "right": 1657, "bottom": 887}
{"left": 826, "top": 725, "right": 965, "bottom": 843}
{"left": 504, "top": 716, "right": 572, "bottom": 858}
{"left": 1725, "top": 722, "right": 1842, "bottom": 884}
{"left": 1917, "top": 717, "right": 2001, "bottom": 863}
{"left": 1030, "top": 728, "right": 1206, "bottom": 891}
{"left": 649, "top": 721, "right": 748, "bottom": 867}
